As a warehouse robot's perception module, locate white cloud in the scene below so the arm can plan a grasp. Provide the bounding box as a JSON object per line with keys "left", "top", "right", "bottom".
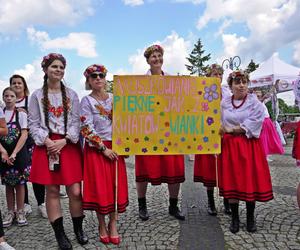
{"left": 197, "top": 0, "right": 300, "bottom": 63}
{"left": 172, "top": 0, "right": 204, "bottom": 4}
{"left": 128, "top": 31, "right": 191, "bottom": 75}
{"left": 122, "top": 0, "right": 144, "bottom": 6}
{"left": 293, "top": 41, "right": 300, "bottom": 65}
{"left": 0, "top": 0, "right": 97, "bottom": 34}
{"left": 222, "top": 33, "right": 247, "bottom": 58}
{"left": 27, "top": 27, "right": 97, "bottom": 58}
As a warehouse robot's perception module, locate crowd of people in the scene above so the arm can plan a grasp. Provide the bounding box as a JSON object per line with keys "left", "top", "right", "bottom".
{"left": 0, "top": 44, "right": 293, "bottom": 250}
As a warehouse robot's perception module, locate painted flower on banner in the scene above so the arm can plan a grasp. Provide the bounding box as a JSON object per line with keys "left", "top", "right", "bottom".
{"left": 206, "top": 117, "right": 214, "bottom": 126}
{"left": 201, "top": 103, "right": 209, "bottom": 112}
{"left": 142, "top": 148, "right": 148, "bottom": 153}
{"left": 203, "top": 136, "right": 209, "bottom": 142}
{"left": 125, "top": 148, "right": 130, "bottom": 152}
{"left": 204, "top": 84, "right": 219, "bottom": 102}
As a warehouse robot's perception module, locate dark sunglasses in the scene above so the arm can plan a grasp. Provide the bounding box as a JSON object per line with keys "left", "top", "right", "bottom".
{"left": 90, "top": 72, "right": 106, "bottom": 79}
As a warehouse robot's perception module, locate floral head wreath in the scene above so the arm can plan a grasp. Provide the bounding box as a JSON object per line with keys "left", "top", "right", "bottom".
{"left": 206, "top": 64, "right": 224, "bottom": 77}
{"left": 41, "top": 53, "right": 66, "bottom": 69}
{"left": 83, "top": 64, "right": 108, "bottom": 78}
{"left": 228, "top": 69, "right": 249, "bottom": 84}
{"left": 144, "top": 44, "right": 164, "bottom": 59}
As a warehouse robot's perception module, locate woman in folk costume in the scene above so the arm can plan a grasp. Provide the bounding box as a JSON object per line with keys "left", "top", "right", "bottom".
{"left": 28, "top": 53, "right": 88, "bottom": 250}
{"left": 80, "top": 64, "right": 128, "bottom": 245}
{"left": 255, "top": 89, "right": 284, "bottom": 158}
{"left": 194, "top": 64, "right": 231, "bottom": 216}
{"left": 135, "top": 44, "right": 185, "bottom": 221}
{"left": 219, "top": 70, "right": 273, "bottom": 233}
{"left": 10, "top": 74, "right": 47, "bottom": 218}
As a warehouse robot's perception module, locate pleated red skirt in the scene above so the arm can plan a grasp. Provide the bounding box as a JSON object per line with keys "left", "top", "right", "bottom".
{"left": 219, "top": 134, "right": 273, "bottom": 202}
{"left": 293, "top": 121, "right": 300, "bottom": 160}
{"left": 194, "top": 154, "right": 220, "bottom": 187}
{"left": 82, "top": 141, "right": 128, "bottom": 215}
{"left": 135, "top": 155, "right": 185, "bottom": 185}
{"left": 260, "top": 118, "right": 284, "bottom": 155}
{"left": 30, "top": 134, "right": 83, "bottom": 185}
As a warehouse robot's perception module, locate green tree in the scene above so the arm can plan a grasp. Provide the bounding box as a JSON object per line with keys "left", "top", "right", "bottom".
{"left": 245, "top": 59, "right": 259, "bottom": 74}
{"left": 265, "top": 98, "right": 299, "bottom": 120}
{"left": 185, "top": 39, "right": 211, "bottom": 76}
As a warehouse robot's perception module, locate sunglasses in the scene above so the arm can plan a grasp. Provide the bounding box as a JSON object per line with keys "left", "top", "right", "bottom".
{"left": 90, "top": 72, "right": 106, "bottom": 79}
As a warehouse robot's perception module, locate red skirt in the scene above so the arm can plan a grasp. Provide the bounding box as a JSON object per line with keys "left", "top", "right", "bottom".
{"left": 82, "top": 141, "right": 128, "bottom": 215}
{"left": 30, "top": 134, "right": 83, "bottom": 185}
{"left": 293, "top": 121, "right": 300, "bottom": 160}
{"left": 194, "top": 154, "right": 220, "bottom": 187}
{"left": 135, "top": 155, "right": 185, "bottom": 185}
{"left": 260, "top": 118, "right": 284, "bottom": 155}
{"left": 219, "top": 134, "right": 273, "bottom": 202}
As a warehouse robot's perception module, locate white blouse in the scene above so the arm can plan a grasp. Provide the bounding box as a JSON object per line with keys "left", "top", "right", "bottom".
{"left": 0, "top": 108, "right": 4, "bottom": 118}
{"left": 28, "top": 87, "right": 80, "bottom": 146}
{"left": 80, "top": 94, "right": 113, "bottom": 148}
{"left": 221, "top": 93, "right": 264, "bottom": 138}
{"left": 4, "top": 109, "right": 27, "bottom": 129}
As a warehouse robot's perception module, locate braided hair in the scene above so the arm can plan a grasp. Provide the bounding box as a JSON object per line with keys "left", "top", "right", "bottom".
{"left": 41, "top": 53, "right": 68, "bottom": 135}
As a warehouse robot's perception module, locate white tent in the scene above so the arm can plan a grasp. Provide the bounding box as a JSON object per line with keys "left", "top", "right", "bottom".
{"left": 249, "top": 53, "right": 300, "bottom": 93}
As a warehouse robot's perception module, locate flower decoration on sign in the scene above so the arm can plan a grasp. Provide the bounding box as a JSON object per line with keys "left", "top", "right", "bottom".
{"left": 204, "top": 84, "right": 219, "bottom": 102}
{"left": 163, "top": 147, "right": 168, "bottom": 152}
{"left": 134, "top": 138, "right": 139, "bottom": 143}
{"left": 142, "top": 148, "right": 148, "bottom": 153}
{"left": 125, "top": 147, "right": 130, "bottom": 152}
{"left": 159, "top": 139, "right": 164, "bottom": 144}
{"left": 206, "top": 117, "right": 214, "bottom": 126}
{"left": 203, "top": 136, "right": 209, "bottom": 142}
{"left": 197, "top": 145, "right": 203, "bottom": 151}
{"left": 201, "top": 103, "right": 209, "bottom": 112}
{"left": 144, "top": 136, "right": 149, "bottom": 141}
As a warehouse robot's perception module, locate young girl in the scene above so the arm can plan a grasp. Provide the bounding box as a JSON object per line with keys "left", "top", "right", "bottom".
{"left": 28, "top": 53, "right": 88, "bottom": 249}
{"left": 0, "top": 87, "right": 30, "bottom": 228}
{"left": 0, "top": 106, "right": 15, "bottom": 250}
{"left": 80, "top": 64, "right": 128, "bottom": 245}
{"left": 10, "top": 74, "right": 47, "bottom": 218}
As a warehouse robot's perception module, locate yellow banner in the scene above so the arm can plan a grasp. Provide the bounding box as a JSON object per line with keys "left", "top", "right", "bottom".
{"left": 112, "top": 75, "right": 221, "bottom": 155}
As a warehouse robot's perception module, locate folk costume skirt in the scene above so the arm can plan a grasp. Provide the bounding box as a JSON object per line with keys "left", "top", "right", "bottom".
{"left": 30, "top": 134, "right": 83, "bottom": 185}
{"left": 293, "top": 121, "right": 300, "bottom": 160}
{"left": 82, "top": 141, "right": 128, "bottom": 215}
{"left": 194, "top": 154, "right": 220, "bottom": 187}
{"left": 219, "top": 134, "right": 273, "bottom": 202}
{"left": 260, "top": 118, "right": 284, "bottom": 155}
{"left": 135, "top": 155, "right": 185, "bottom": 185}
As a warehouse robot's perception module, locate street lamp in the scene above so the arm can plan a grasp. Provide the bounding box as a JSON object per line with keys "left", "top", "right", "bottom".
{"left": 222, "top": 56, "right": 241, "bottom": 70}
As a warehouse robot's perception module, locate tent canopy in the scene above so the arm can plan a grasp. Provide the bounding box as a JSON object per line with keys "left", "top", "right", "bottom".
{"left": 249, "top": 53, "right": 300, "bottom": 92}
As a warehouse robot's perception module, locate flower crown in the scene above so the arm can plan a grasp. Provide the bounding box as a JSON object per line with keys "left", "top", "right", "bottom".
{"left": 144, "top": 44, "right": 164, "bottom": 59}
{"left": 41, "top": 53, "right": 66, "bottom": 69}
{"left": 206, "top": 64, "right": 224, "bottom": 76}
{"left": 83, "top": 64, "right": 108, "bottom": 78}
{"left": 228, "top": 70, "right": 248, "bottom": 79}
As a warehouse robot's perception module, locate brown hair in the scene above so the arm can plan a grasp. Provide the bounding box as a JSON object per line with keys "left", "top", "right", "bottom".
{"left": 41, "top": 58, "right": 68, "bottom": 135}
{"left": 9, "top": 74, "right": 30, "bottom": 96}
{"left": 227, "top": 70, "right": 249, "bottom": 88}
{"left": 2, "top": 87, "right": 16, "bottom": 99}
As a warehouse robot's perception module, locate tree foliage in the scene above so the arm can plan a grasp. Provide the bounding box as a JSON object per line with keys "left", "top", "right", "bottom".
{"left": 245, "top": 59, "right": 259, "bottom": 74}
{"left": 185, "top": 39, "right": 211, "bottom": 76}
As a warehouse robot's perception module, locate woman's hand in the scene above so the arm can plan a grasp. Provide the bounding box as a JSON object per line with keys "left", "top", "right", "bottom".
{"left": 9, "top": 152, "right": 17, "bottom": 163}
{"left": 102, "top": 148, "right": 118, "bottom": 161}
{"left": 1, "top": 149, "right": 9, "bottom": 163}
{"left": 47, "top": 139, "right": 67, "bottom": 154}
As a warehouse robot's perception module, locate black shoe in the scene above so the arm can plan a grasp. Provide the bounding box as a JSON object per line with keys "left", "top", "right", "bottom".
{"left": 229, "top": 203, "right": 239, "bottom": 234}
{"left": 207, "top": 205, "right": 217, "bottom": 216}
{"left": 138, "top": 197, "right": 149, "bottom": 221}
{"left": 169, "top": 198, "right": 185, "bottom": 220}
{"left": 207, "top": 189, "right": 217, "bottom": 216}
{"left": 72, "top": 216, "right": 88, "bottom": 245}
{"left": 223, "top": 198, "right": 231, "bottom": 215}
{"left": 139, "top": 207, "right": 149, "bottom": 221}
{"left": 51, "top": 217, "right": 73, "bottom": 250}
{"left": 169, "top": 206, "right": 185, "bottom": 220}
{"left": 246, "top": 202, "right": 257, "bottom": 233}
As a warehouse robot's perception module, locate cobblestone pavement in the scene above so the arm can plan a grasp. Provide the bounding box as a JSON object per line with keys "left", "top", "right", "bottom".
{"left": 1, "top": 140, "right": 300, "bottom": 249}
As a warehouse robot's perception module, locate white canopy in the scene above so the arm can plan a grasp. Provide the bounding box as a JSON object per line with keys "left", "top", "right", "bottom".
{"left": 249, "top": 53, "right": 300, "bottom": 93}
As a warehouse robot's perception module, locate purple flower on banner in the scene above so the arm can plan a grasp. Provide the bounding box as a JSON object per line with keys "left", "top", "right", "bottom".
{"left": 204, "top": 84, "right": 219, "bottom": 102}
{"left": 142, "top": 148, "right": 148, "bottom": 153}
{"left": 163, "top": 147, "right": 168, "bottom": 152}
{"left": 206, "top": 117, "right": 214, "bottom": 126}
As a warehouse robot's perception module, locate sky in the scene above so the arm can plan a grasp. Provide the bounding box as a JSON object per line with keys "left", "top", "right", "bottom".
{"left": 0, "top": 0, "right": 300, "bottom": 105}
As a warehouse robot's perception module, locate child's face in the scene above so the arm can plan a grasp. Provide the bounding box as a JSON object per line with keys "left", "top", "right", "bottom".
{"left": 255, "top": 90, "right": 263, "bottom": 101}
{"left": 3, "top": 90, "right": 16, "bottom": 106}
